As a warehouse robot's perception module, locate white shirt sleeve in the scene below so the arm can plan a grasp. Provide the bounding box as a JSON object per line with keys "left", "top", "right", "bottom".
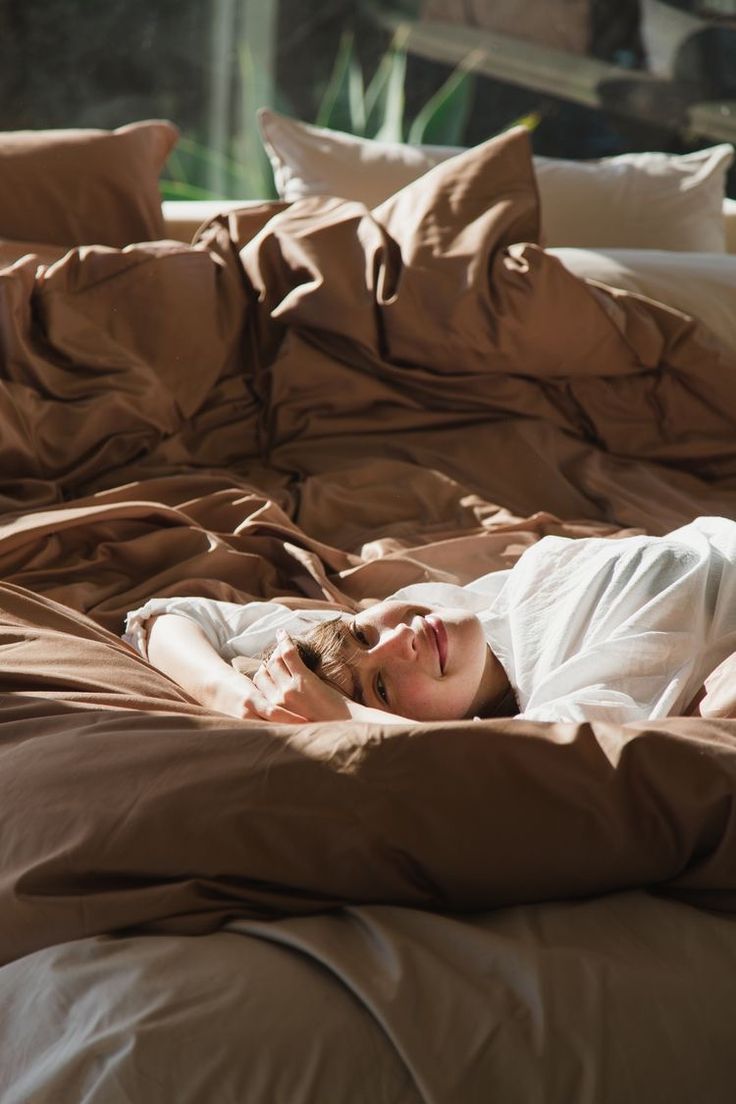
{"left": 124, "top": 578, "right": 506, "bottom": 668}
{"left": 123, "top": 596, "right": 339, "bottom": 661}
{"left": 484, "top": 517, "right": 736, "bottom": 725}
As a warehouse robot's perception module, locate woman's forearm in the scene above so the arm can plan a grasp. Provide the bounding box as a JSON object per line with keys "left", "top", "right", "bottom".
{"left": 146, "top": 615, "right": 412, "bottom": 724}
{"left": 146, "top": 613, "right": 243, "bottom": 709}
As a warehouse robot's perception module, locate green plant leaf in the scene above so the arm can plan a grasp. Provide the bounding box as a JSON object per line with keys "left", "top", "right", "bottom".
{"left": 315, "top": 31, "right": 356, "bottom": 133}
{"left": 159, "top": 179, "right": 223, "bottom": 201}
{"left": 233, "top": 43, "right": 280, "bottom": 199}
{"left": 364, "top": 27, "right": 409, "bottom": 141}
{"left": 163, "top": 147, "right": 189, "bottom": 184}
{"left": 371, "top": 46, "right": 406, "bottom": 142}
{"left": 505, "top": 110, "right": 543, "bottom": 133}
{"left": 407, "top": 65, "right": 476, "bottom": 146}
{"left": 176, "top": 135, "right": 249, "bottom": 182}
{"left": 363, "top": 48, "right": 395, "bottom": 132}
{"left": 348, "top": 54, "right": 366, "bottom": 135}
{"left": 161, "top": 133, "right": 275, "bottom": 201}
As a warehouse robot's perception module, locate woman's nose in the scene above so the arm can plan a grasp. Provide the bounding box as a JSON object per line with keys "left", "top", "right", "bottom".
{"left": 371, "top": 623, "right": 416, "bottom": 662}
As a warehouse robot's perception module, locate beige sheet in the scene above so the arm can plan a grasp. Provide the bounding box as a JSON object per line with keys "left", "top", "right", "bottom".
{"left": 1, "top": 126, "right": 736, "bottom": 964}
{"left": 1, "top": 123, "right": 736, "bottom": 1099}
{"left": 550, "top": 246, "right": 736, "bottom": 358}
{"left": 1, "top": 893, "right": 735, "bottom": 1103}
{"left": 1, "top": 127, "right": 735, "bottom": 530}
{"left": 0, "top": 927, "right": 418, "bottom": 1104}
{"left": 2, "top": 578, "right": 736, "bottom": 969}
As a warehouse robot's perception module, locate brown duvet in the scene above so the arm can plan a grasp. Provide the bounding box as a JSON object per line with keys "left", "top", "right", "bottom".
{"left": 1, "top": 127, "right": 736, "bottom": 966}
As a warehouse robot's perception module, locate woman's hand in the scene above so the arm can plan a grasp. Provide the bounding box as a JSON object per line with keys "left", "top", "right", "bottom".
{"left": 145, "top": 613, "right": 313, "bottom": 723}
{"left": 208, "top": 669, "right": 307, "bottom": 723}
{"left": 251, "top": 631, "right": 352, "bottom": 722}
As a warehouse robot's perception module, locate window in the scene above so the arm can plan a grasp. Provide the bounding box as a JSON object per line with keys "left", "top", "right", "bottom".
{"left": 2, "top": 0, "right": 734, "bottom": 198}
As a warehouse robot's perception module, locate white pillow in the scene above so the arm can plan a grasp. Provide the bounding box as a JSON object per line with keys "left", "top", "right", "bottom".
{"left": 549, "top": 246, "right": 736, "bottom": 354}
{"left": 535, "top": 147, "right": 734, "bottom": 252}
{"left": 258, "top": 108, "right": 459, "bottom": 208}
{"left": 257, "top": 108, "right": 733, "bottom": 253}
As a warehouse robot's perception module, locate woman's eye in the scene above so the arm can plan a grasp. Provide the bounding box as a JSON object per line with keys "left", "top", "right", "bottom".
{"left": 351, "top": 621, "right": 369, "bottom": 645}
{"left": 375, "top": 673, "right": 388, "bottom": 705}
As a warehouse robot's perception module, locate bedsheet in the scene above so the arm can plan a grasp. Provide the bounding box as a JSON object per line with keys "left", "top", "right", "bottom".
{"left": 1, "top": 124, "right": 736, "bottom": 1098}
{"left": 1, "top": 127, "right": 736, "bottom": 532}
{"left": 1, "top": 124, "right": 736, "bottom": 950}
{"left": 2, "top": 894, "right": 736, "bottom": 1104}
{"left": 2, "top": 577, "right": 736, "bottom": 967}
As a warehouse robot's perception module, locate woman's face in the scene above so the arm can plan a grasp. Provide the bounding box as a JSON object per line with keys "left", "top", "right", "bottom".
{"left": 337, "top": 600, "right": 496, "bottom": 721}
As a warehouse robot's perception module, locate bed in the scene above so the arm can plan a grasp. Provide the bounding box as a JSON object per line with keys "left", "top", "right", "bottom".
{"left": 1, "top": 116, "right": 736, "bottom": 1102}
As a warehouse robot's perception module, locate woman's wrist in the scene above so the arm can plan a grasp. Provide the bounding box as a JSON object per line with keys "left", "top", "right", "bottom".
{"left": 147, "top": 613, "right": 244, "bottom": 711}
{"left": 201, "top": 669, "right": 249, "bottom": 714}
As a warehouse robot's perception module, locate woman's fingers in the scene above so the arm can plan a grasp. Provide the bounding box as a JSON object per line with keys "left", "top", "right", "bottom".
{"left": 256, "top": 632, "right": 300, "bottom": 680}
{"left": 274, "top": 630, "right": 308, "bottom": 677}
{"left": 241, "top": 682, "right": 305, "bottom": 724}
{"left": 257, "top": 634, "right": 306, "bottom": 691}
{"left": 252, "top": 664, "right": 274, "bottom": 693}
{"left": 247, "top": 631, "right": 350, "bottom": 723}
{"left": 265, "top": 636, "right": 295, "bottom": 678}
{"left": 252, "top": 646, "right": 306, "bottom": 717}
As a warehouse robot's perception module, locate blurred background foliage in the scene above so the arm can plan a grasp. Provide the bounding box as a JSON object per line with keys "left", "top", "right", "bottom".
{"left": 161, "top": 23, "right": 481, "bottom": 200}
{"left": 313, "top": 26, "right": 477, "bottom": 145}
{"left": 0, "top": 0, "right": 734, "bottom": 199}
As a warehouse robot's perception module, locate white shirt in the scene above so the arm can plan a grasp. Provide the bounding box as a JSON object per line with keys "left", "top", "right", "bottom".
{"left": 124, "top": 517, "right": 736, "bottom": 725}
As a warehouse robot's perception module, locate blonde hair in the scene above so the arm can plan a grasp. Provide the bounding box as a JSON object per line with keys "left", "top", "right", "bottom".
{"left": 264, "top": 617, "right": 362, "bottom": 699}
{"left": 263, "top": 615, "right": 520, "bottom": 719}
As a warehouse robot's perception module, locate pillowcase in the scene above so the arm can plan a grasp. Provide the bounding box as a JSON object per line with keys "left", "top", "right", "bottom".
{"left": 258, "top": 108, "right": 733, "bottom": 252}
{"left": 258, "top": 107, "right": 459, "bottom": 209}
{"left": 697, "top": 650, "right": 736, "bottom": 718}
{"left": 535, "top": 146, "right": 733, "bottom": 252}
{"left": 0, "top": 120, "right": 179, "bottom": 248}
{"left": 549, "top": 246, "right": 736, "bottom": 355}
{"left": 0, "top": 238, "right": 70, "bottom": 269}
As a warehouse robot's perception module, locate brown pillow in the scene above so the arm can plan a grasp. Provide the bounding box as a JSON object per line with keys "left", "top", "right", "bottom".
{"left": 0, "top": 238, "right": 70, "bottom": 268}
{"left": 0, "top": 120, "right": 178, "bottom": 247}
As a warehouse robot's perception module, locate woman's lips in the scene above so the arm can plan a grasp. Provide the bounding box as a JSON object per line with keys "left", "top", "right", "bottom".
{"left": 426, "top": 614, "right": 447, "bottom": 673}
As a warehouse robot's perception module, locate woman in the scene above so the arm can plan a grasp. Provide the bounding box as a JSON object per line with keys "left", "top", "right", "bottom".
{"left": 124, "top": 517, "right": 736, "bottom": 726}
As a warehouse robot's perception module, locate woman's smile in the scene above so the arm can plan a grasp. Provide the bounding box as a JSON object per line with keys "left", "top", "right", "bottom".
{"left": 426, "top": 614, "right": 447, "bottom": 673}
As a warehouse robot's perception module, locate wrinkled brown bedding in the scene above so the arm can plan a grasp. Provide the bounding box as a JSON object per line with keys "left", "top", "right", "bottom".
{"left": 2, "top": 127, "right": 736, "bottom": 966}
